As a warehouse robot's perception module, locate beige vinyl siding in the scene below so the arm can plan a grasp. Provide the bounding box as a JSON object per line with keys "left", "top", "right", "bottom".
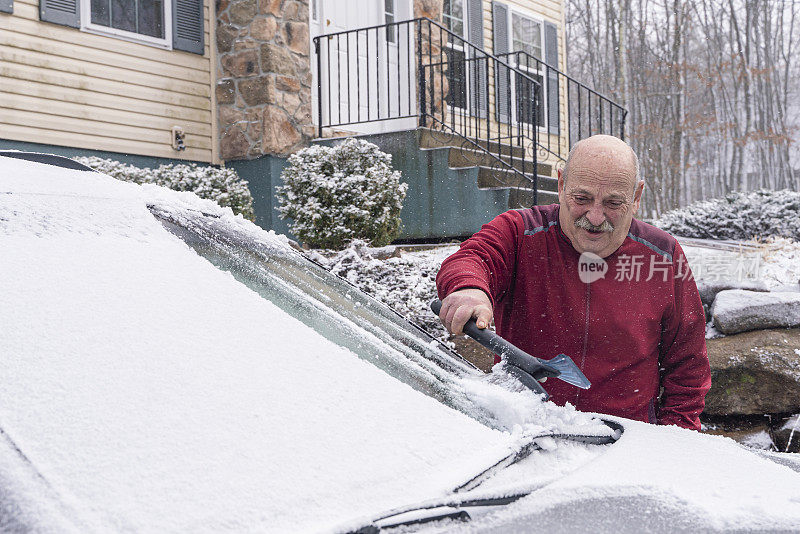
{"left": 0, "top": 0, "right": 215, "bottom": 163}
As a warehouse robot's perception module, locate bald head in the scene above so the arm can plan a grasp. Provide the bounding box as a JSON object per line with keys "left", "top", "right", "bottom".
{"left": 556, "top": 134, "right": 645, "bottom": 257}
{"left": 563, "top": 135, "right": 640, "bottom": 192}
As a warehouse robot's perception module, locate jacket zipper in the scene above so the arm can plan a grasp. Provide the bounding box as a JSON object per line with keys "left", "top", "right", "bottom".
{"left": 577, "top": 282, "right": 591, "bottom": 403}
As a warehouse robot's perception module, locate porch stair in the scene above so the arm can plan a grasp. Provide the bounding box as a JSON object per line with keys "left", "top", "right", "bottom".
{"left": 417, "top": 128, "right": 559, "bottom": 208}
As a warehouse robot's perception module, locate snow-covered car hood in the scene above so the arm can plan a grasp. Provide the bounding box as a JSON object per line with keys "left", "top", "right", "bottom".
{"left": 1, "top": 153, "right": 800, "bottom": 533}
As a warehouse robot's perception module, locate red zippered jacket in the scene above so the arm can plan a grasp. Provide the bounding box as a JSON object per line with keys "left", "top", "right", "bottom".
{"left": 436, "top": 205, "right": 711, "bottom": 430}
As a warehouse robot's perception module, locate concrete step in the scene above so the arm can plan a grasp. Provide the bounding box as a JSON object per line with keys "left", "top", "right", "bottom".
{"left": 418, "top": 127, "right": 559, "bottom": 209}
{"left": 477, "top": 166, "right": 558, "bottom": 192}
{"left": 475, "top": 137, "right": 526, "bottom": 160}
{"left": 448, "top": 146, "right": 554, "bottom": 177}
{"left": 418, "top": 127, "right": 459, "bottom": 149}
{"left": 509, "top": 188, "right": 559, "bottom": 209}
{"left": 418, "top": 128, "right": 526, "bottom": 160}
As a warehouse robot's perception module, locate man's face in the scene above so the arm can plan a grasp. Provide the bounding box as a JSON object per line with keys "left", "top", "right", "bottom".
{"left": 557, "top": 143, "right": 644, "bottom": 258}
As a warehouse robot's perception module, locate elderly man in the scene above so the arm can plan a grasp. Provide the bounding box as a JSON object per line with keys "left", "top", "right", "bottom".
{"left": 436, "top": 135, "right": 711, "bottom": 430}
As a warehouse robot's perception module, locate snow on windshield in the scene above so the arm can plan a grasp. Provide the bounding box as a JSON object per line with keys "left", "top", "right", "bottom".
{"left": 0, "top": 157, "right": 606, "bottom": 532}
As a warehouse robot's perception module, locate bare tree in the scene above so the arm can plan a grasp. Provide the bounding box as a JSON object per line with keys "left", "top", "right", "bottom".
{"left": 565, "top": 0, "right": 800, "bottom": 217}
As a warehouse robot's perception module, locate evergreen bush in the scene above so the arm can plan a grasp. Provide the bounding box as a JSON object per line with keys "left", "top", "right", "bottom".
{"left": 276, "top": 138, "right": 407, "bottom": 249}
{"left": 654, "top": 189, "right": 800, "bottom": 240}
{"left": 74, "top": 156, "right": 255, "bottom": 221}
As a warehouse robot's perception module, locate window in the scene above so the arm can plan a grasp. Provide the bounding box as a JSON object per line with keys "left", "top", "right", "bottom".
{"left": 384, "top": 0, "right": 395, "bottom": 43}
{"left": 443, "top": 0, "right": 467, "bottom": 111}
{"left": 151, "top": 205, "right": 492, "bottom": 422}
{"left": 511, "top": 12, "right": 542, "bottom": 60}
{"left": 82, "top": 0, "right": 172, "bottom": 47}
{"left": 514, "top": 71, "right": 544, "bottom": 126}
{"left": 442, "top": 0, "right": 464, "bottom": 37}
{"left": 446, "top": 48, "right": 467, "bottom": 110}
{"left": 510, "top": 11, "right": 545, "bottom": 127}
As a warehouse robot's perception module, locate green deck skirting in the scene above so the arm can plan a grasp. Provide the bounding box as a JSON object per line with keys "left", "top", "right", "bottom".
{"left": 231, "top": 129, "right": 511, "bottom": 242}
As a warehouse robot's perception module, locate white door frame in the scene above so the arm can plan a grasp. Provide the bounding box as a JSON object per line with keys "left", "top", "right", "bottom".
{"left": 310, "top": 0, "right": 415, "bottom": 136}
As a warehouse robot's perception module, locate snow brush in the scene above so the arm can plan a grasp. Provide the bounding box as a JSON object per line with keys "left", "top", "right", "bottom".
{"left": 431, "top": 299, "right": 591, "bottom": 399}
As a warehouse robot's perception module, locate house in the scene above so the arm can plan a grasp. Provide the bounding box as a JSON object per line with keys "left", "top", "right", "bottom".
{"left": 0, "top": 0, "right": 624, "bottom": 240}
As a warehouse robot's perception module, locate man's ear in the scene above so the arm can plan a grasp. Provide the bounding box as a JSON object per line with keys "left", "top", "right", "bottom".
{"left": 632, "top": 180, "right": 645, "bottom": 214}
{"left": 557, "top": 168, "right": 565, "bottom": 196}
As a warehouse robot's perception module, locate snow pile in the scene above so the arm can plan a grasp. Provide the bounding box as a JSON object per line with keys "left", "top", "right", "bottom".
{"left": 457, "top": 364, "right": 610, "bottom": 435}
{"left": 655, "top": 189, "right": 800, "bottom": 240}
{"left": 759, "top": 237, "right": 800, "bottom": 289}
{"left": 74, "top": 156, "right": 255, "bottom": 221}
{"left": 741, "top": 431, "right": 775, "bottom": 451}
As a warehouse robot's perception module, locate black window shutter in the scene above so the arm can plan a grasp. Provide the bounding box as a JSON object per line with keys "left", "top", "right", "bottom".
{"left": 40, "top": 0, "right": 80, "bottom": 28}
{"left": 173, "top": 0, "right": 204, "bottom": 55}
{"left": 492, "top": 2, "right": 509, "bottom": 123}
{"left": 544, "top": 21, "right": 560, "bottom": 135}
{"left": 467, "top": 0, "right": 486, "bottom": 118}
{"left": 0, "top": 0, "right": 12, "bottom": 15}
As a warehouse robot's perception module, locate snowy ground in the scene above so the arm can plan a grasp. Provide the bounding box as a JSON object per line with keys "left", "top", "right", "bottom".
{"left": 682, "top": 237, "right": 800, "bottom": 290}
{"left": 308, "top": 241, "right": 461, "bottom": 343}
{"left": 306, "top": 236, "right": 800, "bottom": 345}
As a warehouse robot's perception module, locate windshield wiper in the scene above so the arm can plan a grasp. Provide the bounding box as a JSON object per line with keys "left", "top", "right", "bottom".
{"left": 455, "top": 420, "right": 623, "bottom": 493}
{"left": 352, "top": 494, "right": 529, "bottom": 533}
{"left": 347, "top": 419, "right": 623, "bottom": 533}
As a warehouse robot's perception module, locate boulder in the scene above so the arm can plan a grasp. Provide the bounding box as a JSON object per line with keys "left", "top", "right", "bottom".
{"left": 697, "top": 279, "right": 769, "bottom": 307}
{"left": 772, "top": 283, "right": 800, "bottom": 293}
{"left": 704, "top": 328, "right": 800, "bottom": 416}
{"left": 228, "top": 0, "right": 257, "bottom": 26}
{"left": 712, "top": 289, "right": 800, "bottom": 334}
{"left": 770, "top": 414, "right": 800, "bottom": 453}
{"left": 238, "top": 76, "right": 276, "bottom": 106}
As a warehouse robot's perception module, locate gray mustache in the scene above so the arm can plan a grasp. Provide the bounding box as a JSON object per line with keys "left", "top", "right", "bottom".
{"left": 575, "top": 215, "right": 615, "bottom": 233}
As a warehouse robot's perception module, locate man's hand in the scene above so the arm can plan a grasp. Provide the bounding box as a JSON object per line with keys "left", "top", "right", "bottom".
{"left": 438, "top": 288, "right": 493, "bottom": 335}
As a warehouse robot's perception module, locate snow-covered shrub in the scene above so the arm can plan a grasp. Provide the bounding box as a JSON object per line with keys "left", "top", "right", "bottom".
{"left": 277, "top": 138, "right": 408, "bottom": 249}
{"left": 654, "top": 190, "right": 800, "bottom": 240}
{"left": 74, "top": 156, "right": 255, "bottom": 221}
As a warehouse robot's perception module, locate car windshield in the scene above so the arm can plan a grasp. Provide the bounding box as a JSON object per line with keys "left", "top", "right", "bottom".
{"left": 149, "top": 201, "right": 499, "bottom": 426}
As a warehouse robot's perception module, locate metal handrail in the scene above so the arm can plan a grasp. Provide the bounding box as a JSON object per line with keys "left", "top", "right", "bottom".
{"left": 497, "top": 50, "right": 628, "bottom": 163}
{"left": 312, "top": 18, "right": 567, "bottom": 204}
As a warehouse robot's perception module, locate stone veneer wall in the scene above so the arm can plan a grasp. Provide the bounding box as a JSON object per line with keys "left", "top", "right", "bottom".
{"left": 216, "top": 0, "right": 313, "bottom": 159}
{"left": 215, "top": 0, "right": 446, "bottom": 161}
{"left": 414, "top": 0, "right": 442, "bottom": 21}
